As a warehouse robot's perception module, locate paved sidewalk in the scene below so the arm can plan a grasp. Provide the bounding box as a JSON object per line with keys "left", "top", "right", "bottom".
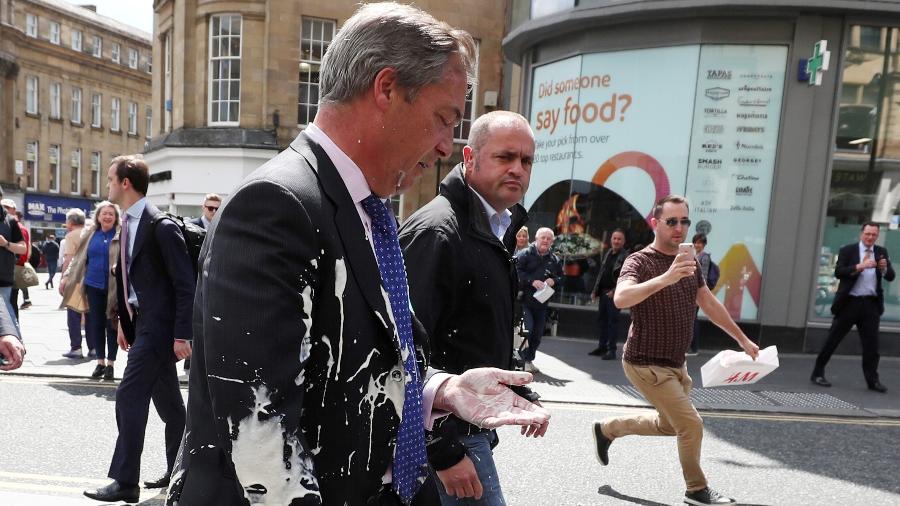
{"left": 9, "top": 273, "right": 899, "bottom": 418}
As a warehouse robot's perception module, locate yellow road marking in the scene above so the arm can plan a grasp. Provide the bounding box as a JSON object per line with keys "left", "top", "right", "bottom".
{"left": 0, "top": 471, "right": 109, "bottom": 486}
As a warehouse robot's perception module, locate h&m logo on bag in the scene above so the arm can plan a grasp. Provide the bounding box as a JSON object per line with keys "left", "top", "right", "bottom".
{"left": 723, "top": 371, "right": 760, "bottom": 383}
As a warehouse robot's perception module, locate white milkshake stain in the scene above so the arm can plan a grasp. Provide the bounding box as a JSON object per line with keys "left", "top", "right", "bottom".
{"left": 230, "top": 385, "right": 320, "bottom": 504}
{"left": 333, "top": 259, "right": 347, "bottom": 376}
{"left": 208, "top": 374, "right": 245, "bottom": 384}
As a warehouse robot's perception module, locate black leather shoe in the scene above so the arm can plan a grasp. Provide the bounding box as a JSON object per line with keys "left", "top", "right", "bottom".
{"left": 810, "top": 375, "right": 831, "bottom": 387}
{"left": 90, "top": 364, "right": 105, "bottom": 379}
{"left": 601, "top": 351, "right": 617, "bottom": 361}
{"left": 144, "top": 472, "right": 171, "bottom": 488}
{"left": 588, "top": 347, "right": 607, "bottom": 356}
{"left": 592, "top": 421, "right": 613, "bottom": 466}
{"left": 868, "top": 381, "right": 888, "bottom": 393}
{"left": 84, "top": 480, "right": 139, "bottom": 503}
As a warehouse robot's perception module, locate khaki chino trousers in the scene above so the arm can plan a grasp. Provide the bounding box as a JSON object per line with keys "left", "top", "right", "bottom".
{"left": 602, "top": 361, "right": 707, "bottom": 492}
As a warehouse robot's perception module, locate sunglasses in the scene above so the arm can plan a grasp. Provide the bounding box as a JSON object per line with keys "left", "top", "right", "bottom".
{"left": 663, "top": 218, "right": 692, "bottom": 228}
{"left": 205, "top": 205, "right": 220, "bottom": 212}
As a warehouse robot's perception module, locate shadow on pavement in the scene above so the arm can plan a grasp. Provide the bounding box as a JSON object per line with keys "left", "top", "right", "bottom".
{"left": 532, "top": 372, "right": 571, "bottom": 387}
{"left": 42, "top": 357, "right": 92, "bottom": 366}
{"left": 48, "top": 381, "right": 117, "bottom": 402}
{"left": 596, "top": 484, "right": 669, "bottom": 505}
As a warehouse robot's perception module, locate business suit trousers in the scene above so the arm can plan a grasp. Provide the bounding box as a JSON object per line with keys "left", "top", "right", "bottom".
{"left": 596, "top": 293, "right": 620, "bottom": 352}
{"left": 108, "top": 324, "right": 185, "bottom": 485}
{"left": 602, "top": 361, "right": 707, "bottom": 492}
{"left": 813, "top": 297, "right": 881, "bottom": 386}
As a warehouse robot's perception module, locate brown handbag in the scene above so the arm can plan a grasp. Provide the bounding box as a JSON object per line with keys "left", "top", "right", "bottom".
{"left": 14, "top": 263, "right": 39, "bottom": 288}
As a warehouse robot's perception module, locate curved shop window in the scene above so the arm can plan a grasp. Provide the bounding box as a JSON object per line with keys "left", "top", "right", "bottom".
{"left": 816, "top": 25, "right": 900, "bottom": 321}
{"left": 527, "top": 45, "right": 788, "bottom": 320}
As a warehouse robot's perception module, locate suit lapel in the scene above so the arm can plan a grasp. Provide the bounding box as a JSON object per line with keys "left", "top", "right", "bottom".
{"left": 291, "top": 134, "right": 393, "bottom": 334}
{"left": 130, "top": 204, "right": 157, "bottom": 263}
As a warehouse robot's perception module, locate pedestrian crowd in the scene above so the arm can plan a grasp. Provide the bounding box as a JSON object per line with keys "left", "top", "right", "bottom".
{"left": 0, "top": 3, "right": 892, "bottom": 506}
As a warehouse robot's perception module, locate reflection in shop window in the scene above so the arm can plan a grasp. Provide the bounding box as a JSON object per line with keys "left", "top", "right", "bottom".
{"left": 819, "top": 25, "right": 900, "bottom": 321}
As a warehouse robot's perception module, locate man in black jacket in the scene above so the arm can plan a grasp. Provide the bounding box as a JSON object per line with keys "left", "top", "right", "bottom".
{"left": 400, "top": 111, "right": 546, "bottom": 504}
{"left": 589, "top": 229, "right": 628, "bottom": 360}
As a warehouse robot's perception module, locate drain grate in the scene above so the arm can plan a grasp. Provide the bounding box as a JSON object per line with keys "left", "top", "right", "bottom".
{"left": 614, "top": 385, "right": 862, "bottom": 411}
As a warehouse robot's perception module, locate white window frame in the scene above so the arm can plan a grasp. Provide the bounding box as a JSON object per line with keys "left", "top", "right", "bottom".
{"left": 25, "top": 13, "right": 37, "bottom": 37}
{"left": 207, "top": 14, "right": 242, "bottom": 126}
{"left": 72, "top": 30, "right": 82, "bottom": 51}
{"left": 111, "top": 97, "right": 121, "bottom": 131}
{"left": 92, "top": 35, "right": 102, "bottom": 58}
{"left": 111, "top": 42, "right": 121, "bottom": 63}
{"left": 454, "top": 40, "right": 480, "bottom": 143}
{"left": 49, "top": 22, "right": 60, "bottom": 44}
{"left": 128, "top": 48, "right": 138, "bottom": 69}
{"left": 298, "top": 17, "right": 335, "bottom": 127}
{"left": 71, "top": 87, "right": 82, "bottom": 123}
{"left": 91, "top": 93, "right": 102, "bottom": 127}
{"left": 25, "top": 75, "right": 39, "bottom": 114}
{"left": 91, "top": 152, "right": 102, "bottom": 197}
{"left": 164, "top": 33, "right": 173, "bottom": 131}
{"left": 72, "top": 150, "right": 85, "bottom": 194}
{"left": 25, "top": 141, "right": 38, "bottom": 190}
{"left": 50, "top": 82, "right": 61, "bottom": 119}
{"left": 49, "top": 144, "right": 60, "bottom": 193}
{"left": 128, "top": 102, "right": 138, "bottom": 134}
{"left": 145, "top": 105, "right": 153, "bottom": 139}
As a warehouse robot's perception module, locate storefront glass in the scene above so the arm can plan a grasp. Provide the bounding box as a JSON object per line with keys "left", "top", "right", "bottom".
{"left": 816, "top": 25, "right": 900, "bottom": 321}
{"left": 528, "top": 44, "right": 788, "bottom": 320}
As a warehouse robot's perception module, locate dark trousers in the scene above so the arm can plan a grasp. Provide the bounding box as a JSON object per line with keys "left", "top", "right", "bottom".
{"left": 108, "top": 319, "right": 185, "bottom": 485}
{"left": 596, "top": 292, "right": 620, "bottom": 352}
{"left": 522, "top": 306, "right": 547, "bottom": 362}
{"left": 85, "top": 284, "right": 117, "bottom": 361}
{"left": 46, "top": 262, "right": 58, "bottom": 287}
{"left": 68, "top": 308, "right": 93, "bottom": 351}
{"left": 813, "top": 297, "right": 881, "bottom": 386}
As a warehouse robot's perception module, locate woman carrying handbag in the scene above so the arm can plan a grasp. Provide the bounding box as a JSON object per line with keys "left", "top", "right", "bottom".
{"left": 60, "top": 201, "right": 121, "bottom": 380}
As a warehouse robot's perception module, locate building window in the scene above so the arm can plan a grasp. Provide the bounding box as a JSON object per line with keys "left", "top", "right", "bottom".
{"left": 91, "top": 93, "right": 101, "bottom": 127}
{"left": 147, "top": 54, "right": 152, "bottom": 73}
{"left": 49, "top": 145, "right": 60, "bottom": 193}
{"left": 298, "top": 17, "right": 335, "bottom": 126}
{"left": 128, "top": 48, "right": 138, "bottom": 69}
{"left": 72, "top": 150, "right": 84, "bottom": 194}
{"left": 92, "top": 35, "right": 102, "bottom": 57}
{"left": 50, "top": 82, "right": 61, "bottom": 119}
{"left": 454, "top": 40, "right": 480, "bottom": 142}
{"left": 25, "top": 141, "right": 38, "bottom": 190}
{"left": 72, "top": 30, "right": 82, "bottom": 51}
{"left": 71, "top": 87, "right": 82, "bottom": 123}
{"left": 25, "top": 75, "right": 38, "bottom": 114}
{"left": 111, "top": 42, "right": 120, "bottom": 63}
{"left": 208, "top": 14, "right": 242, "bottom": 125}
{"left": 111, "top": 98, "right": 121, "bottom": 131}
{"left": 50, "top": 22, "right": 60, "bottom": 44}
{"left": 145, "top": 105, "right": 152, "bottom": 138}
{"left": 128, "top": 102, "right": 138, "bottom": 134}
{"left": 164, "top": 32, "right": 173, "bottom": 131}
{"left": 25, "top": 13, "right": 37, "bottom": 37}
{"left": 91, "top": 152, "right": 101, "bottom": 196}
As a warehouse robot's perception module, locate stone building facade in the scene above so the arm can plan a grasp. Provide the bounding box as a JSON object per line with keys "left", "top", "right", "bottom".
{"left": 148, "top": 0, "right": 508, "bottom": 219}
{"left": 0, "top": 0, "right": 152, "bottom": 239}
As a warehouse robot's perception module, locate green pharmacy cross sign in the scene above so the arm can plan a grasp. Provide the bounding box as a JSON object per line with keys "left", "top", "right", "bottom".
{"left": 806, "top": 40, "right": 831, "bottom": 86}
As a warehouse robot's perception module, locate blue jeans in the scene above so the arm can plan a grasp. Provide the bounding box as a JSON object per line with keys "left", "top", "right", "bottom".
{"left": 85, "top": 284, "right": 117, "bottom": 360}
{"left": 596, "top": 292, "right": 620, "bottom": 352}
{"left": 0, "top": 285, "right": 19, "bottom": 333}
{"left": 433, "top": 431, "right": 505, "bottom": 506}
{"left": 521, "top": 306, "right": 547, "bottom": 362}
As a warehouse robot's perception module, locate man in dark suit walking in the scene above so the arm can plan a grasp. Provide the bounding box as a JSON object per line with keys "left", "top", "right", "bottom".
{"left": 167, "top": 4, "right": 549, "bottom": 506}
{"left": 589, "top": 229, "right": 628, "bottom": 360}
{"left": 812, "top": 222, "right": 894, "bottom": 392}
{"left": 83, "top": 155, "right": 195, "bottom": 503}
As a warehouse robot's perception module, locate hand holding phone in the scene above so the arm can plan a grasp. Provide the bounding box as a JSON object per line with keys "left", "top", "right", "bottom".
{"left": 678, "top": 242, "right": 696, "bottom": 260}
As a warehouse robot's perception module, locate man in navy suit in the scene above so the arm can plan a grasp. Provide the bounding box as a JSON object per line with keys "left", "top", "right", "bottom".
{"left": 812, "top": 222, "right": 894, "bottom": 392}
{"left": 84, "top": 155, "right": 195, "bottom": 503}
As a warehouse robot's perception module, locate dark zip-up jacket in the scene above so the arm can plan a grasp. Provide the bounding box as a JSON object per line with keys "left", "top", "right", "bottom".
{"left": 399, "top": 164, "right": 528, "bottom": 469}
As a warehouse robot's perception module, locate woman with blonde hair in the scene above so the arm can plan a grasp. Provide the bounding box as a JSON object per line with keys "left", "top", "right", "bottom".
{"left": 515, "top": 225, "right": 530, "bottom": 256}
{"left": 61, "top": 201, "right": 121, "bottom": 380}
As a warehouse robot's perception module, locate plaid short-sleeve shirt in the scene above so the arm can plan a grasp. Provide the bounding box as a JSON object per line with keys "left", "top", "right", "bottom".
{"left": 618, "top": 246, "right": 704, "bottom": 368}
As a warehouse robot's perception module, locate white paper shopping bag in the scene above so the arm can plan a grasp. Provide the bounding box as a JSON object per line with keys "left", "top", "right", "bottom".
{"left": 700, "top": 345, "right": 779, "bottom": 387}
